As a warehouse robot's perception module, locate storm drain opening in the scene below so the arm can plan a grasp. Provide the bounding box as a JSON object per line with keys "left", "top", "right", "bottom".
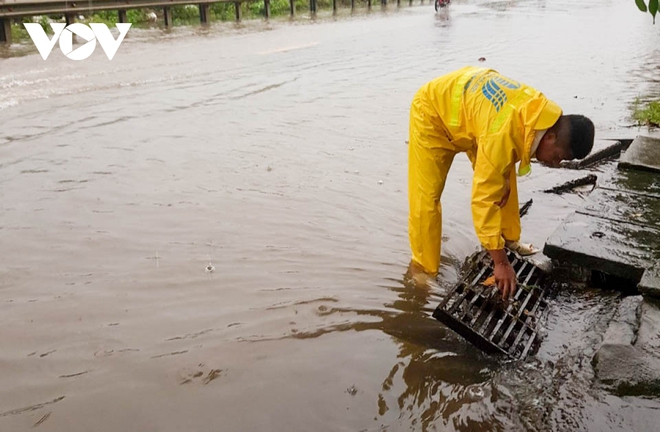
{"left": 589, "top": 269, "right": 640, "bottom": 293}
{"left": 433, "top": 250, "right": 551, "bottom": 360}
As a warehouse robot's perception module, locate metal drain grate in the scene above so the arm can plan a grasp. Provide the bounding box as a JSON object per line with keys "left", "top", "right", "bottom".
{"left": 432, "top": 250, "right": 550, "bottom": 360}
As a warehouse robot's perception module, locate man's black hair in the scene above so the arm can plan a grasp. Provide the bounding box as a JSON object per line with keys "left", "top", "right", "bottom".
{"left": 566, "top": 114, "right": 595, "bottom": 159}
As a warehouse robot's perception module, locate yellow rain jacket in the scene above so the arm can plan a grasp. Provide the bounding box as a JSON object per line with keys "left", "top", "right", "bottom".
{"left": 408, "top": 66, "right": 562, "bottom": 274}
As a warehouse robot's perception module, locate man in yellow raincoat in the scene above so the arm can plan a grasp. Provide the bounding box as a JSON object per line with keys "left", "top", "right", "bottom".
{"left": 408, "top": 66, "right": 594, "bottom": 299}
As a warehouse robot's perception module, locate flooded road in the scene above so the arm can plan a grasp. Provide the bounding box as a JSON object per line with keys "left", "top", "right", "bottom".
{"left": 2, "top": 1, "right": 660, "bottom": 430}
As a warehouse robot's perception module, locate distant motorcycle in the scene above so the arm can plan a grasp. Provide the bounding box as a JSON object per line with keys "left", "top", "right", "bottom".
{"left": 435, "top": 0, "right": 450, "bottom": 10}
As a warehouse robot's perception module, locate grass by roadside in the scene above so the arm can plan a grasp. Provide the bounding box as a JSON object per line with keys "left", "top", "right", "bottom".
{"left": 632, "top": 98, "right": 660, "bottom": 128}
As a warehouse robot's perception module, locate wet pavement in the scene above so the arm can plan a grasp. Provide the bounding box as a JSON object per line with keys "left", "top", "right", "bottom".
{"left": 2, "top": 1, "right": 660, "bottom": 430}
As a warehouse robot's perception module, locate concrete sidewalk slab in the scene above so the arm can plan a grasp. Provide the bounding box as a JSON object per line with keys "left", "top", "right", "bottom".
{"left": 544, "top": 212, "right": 660, "bottom": 283}
{"left": 619, "top": 135, "right": 660, "bottom": 173}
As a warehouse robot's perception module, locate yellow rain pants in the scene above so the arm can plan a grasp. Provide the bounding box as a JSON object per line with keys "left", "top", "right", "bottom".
{"left": 408, "top": 66, "right": 562, "bottom": 274}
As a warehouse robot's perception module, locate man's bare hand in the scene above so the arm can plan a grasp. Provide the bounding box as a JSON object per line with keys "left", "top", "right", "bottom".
{"left": 494, "top": 262, "right": 517, "bottom": 300}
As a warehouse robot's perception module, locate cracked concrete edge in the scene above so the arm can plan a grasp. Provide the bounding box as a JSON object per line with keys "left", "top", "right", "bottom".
{"left": 601, "top": 295, "right": 644, "bottom": 346}
{"left": 592, "top": 296, "right": 642, "bottom": 379}
{"left": 638, "top": 265, "right": 660, "bottom": 299}
{"left": 590, "top": 295, "right": 660, "bottom": 395}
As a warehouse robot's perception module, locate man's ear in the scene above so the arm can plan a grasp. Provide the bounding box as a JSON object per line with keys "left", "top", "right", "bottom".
{"left": 543, "top": 131, "right": 557, "bottom": 144}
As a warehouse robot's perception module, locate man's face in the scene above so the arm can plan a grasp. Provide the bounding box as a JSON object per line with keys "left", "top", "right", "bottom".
{"left": 535, "top": 132, "right": 572, "bottom": 167}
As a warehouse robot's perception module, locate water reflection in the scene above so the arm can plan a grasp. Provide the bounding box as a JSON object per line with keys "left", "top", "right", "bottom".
{"left": 483, "top": 0, "right": 523, "bottom": 12}
{"left": 258, "top": 260, "right": 657, "bottom": 430}
{"left": 373, "top": 268, "right": 512, "bottom": 431}
{"left": 268, "top": 262, "right": 519, "bottom": 430}
{"left": 434, "top": 7, "right": 452, "bottom": 28}
{"left": 610, "top": 162, "right": 660, "bottom": 197}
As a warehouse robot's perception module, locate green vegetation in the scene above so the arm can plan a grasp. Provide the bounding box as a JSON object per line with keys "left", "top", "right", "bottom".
{"left": 632, "top": 2, "right": 659, "bottom": 128}
{"left": 10, "top": 21, "right": 30, "bottom": 41}
{"left": 632, "top": 99, "right": 660, "bottom": 128}
{"left": 635, "top": 0, "right": 658, "bottom": 23}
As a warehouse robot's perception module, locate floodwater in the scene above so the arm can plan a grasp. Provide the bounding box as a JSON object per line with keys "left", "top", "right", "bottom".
{"left": 1, "top": 1, "right": 660, "bottom": 430}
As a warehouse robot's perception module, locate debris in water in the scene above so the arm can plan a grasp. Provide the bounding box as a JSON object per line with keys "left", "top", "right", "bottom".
{"left": 205, "top": 263, "right": 215, "bottom": 273}
{"left": 266, "top": 166, "right": 272, "bottom": 172}
{"left": 561, "top": 141, "right": 628, "bottom": 169}
{"left": 466, "top": 385, "right": 485, "bottom": 401}
{"left": 346, "top": 385, "right": 358, "bottom": 396}
{"left": 519, "top": 199, "right": 533, "bottom": 217}
{"left": 543, "top": 174, "right": 597, "bottom": 194}
{"left": 0, "top": 396, "right": 65, "bottom": 418}
{"left": 59, "top": 370, "right": 92, "bottom": 378}
{"left": 378, "top": 180, "right": 383, "bottom": 185}
{"left": 478, "top": 57, "right": 486, "bottom": 62}
{"left": 32, "top": 411, "right": 51, "bottom": 427}
{"left": 178, "top": 370, "right": 203, "bottom": 385}
{"left": 203, "top": 369, "right": 223, "bottom": 385}
{"left": 523, "top": 309, "right": 537, "bottom": 319}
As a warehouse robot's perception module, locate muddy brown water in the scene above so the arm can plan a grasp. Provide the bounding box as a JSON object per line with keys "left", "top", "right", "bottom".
{"left": 2, "top": 1, "right": 660, "bottom": 430}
